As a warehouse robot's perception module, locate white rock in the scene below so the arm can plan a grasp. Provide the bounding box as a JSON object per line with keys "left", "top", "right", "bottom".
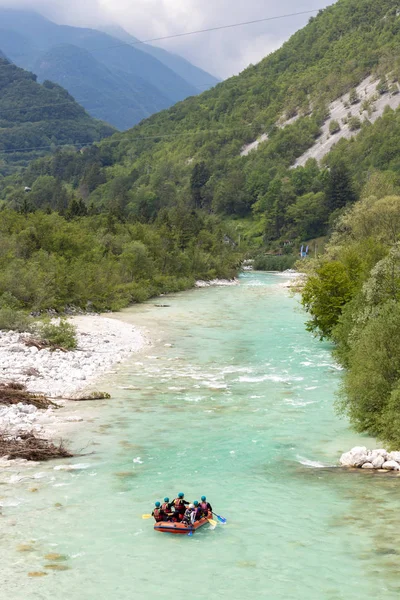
{"left": 361, "top": 462, "right": 375, "bottom": 469}
{"left": 339, "top": 446, "right": 369, "bottom": 467}
{"left": 388, "top": 451, "right": 400, "bottom": 463}
{"left": 371, "top": 455, "right": 385, "bottom": 469}
{"left": 382, "top": 460, "right": 400, "bottom": 471}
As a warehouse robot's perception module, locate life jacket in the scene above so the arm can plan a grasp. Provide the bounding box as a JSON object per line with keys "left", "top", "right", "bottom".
{"left": 153, "top": 508, "right": 163, "bottom": 522}
{"left": 173, "top": 498, "right": 185, "bottom": 513}
{"left": 200, "top": 501, "right": 209, "bottom": 514}
{"left": 161, "top": 502, "right": 170, "bottom": 513}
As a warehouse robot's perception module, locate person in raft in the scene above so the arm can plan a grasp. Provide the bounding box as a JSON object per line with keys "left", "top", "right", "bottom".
{"left": 152, "top": 501, "right": 168, "bottom": 522}
{"left": 182, "top": 504, "right": 196, "bottom": 525}
{"left": 171, "top": 492, "right": 189, "bottom": 521}
{"left": 161, "top": 497, "right": 173, "bottom": 517}
{"left": 192, "top": 500, "right": 203, "bottom": 522}
{"left": 199, "top": 496, "right": 212, "bottom": 517}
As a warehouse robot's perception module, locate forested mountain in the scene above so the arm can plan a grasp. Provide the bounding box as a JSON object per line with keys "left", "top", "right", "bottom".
{"left": 0, "top": 55, "right": 114, "bottom": 176}
{"left": 6, "top": 0, "right": 400, "bottom": 244}
{"left": 0, "top": 9, "right": 218, "bottom": 130}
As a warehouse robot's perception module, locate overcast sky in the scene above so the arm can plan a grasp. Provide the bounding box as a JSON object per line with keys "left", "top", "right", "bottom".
{"left": 0, "top": 0, "right": 335, "bottom": 77}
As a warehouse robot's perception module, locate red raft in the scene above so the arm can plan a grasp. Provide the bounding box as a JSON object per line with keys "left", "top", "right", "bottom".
{"left": 154, "top": 513, "right": 212, "bottom": 535}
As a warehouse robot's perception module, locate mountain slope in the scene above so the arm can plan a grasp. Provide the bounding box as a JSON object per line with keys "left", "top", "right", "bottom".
{"left": 33, "top": 44, "right": 173, "bottom": 130}
{"left": 99, "top": 24, "right": 221, "bottom": 90}
{"left": 0, "top": 55, "right": 114, "bottom": 175}
{"left": 4, "top": 0, "right": 400, "bottom": 245}
{"left": 0, "top": 9, "right": 218, "bottom": 129}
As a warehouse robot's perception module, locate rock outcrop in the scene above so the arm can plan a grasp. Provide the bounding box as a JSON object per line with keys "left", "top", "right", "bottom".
{"left": 340, "top": 447, "right": 400, "bottom": 471}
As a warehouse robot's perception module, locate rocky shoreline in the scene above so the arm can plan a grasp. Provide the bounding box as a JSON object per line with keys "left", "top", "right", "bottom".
{"left": 0, "top": 315, "right": 148, "bottom": 446}
{"left": 340, "top": 446, "right": 400, "bottom": 471}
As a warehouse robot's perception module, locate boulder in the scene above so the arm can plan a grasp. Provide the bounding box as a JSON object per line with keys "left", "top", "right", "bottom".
{"left": 339, "top": 446, "right": 369, "bottom": 467}
{"left": 388, "top": 451, "right": 400, "bottom": 463}
{"left": 371, "top": 455, "right": 385, "bottom": 469}
{"left": 361, "top": 462, "right": 374, "bottom": 469}
{"left": 382, "top": 460, "right": 400, "bottom": 471}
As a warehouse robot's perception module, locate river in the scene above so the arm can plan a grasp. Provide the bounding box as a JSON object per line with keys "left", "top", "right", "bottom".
{"left": 1, "top": 272, "right": 400, "bottom": 599}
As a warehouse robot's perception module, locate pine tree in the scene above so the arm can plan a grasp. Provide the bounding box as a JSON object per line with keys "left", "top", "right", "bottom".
{"left": 325, "top": 162, "right": 357, "bottom": 212}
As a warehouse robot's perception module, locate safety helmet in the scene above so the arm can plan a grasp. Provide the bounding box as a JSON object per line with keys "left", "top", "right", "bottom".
{"left": 193, "top": 500, "right": 199, "bottom": 506}
{"left": 155, "top": 501, "right": 161, "bottom": 507}
{"left": 189, "top": 504, "right": 194, "bottom": 509}
{"left": 164, "top": 497, "right": 169, "bottom": 502}
{"left": 201, "top": 496, "right": 206, "bottom": 501}
{"left": 178, "top": 492, "right": 184, "bottom": 498}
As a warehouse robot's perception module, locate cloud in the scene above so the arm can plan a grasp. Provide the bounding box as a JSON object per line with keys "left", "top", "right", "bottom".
{"left": 0, "top": 0, "right": 334, "bottom": 77}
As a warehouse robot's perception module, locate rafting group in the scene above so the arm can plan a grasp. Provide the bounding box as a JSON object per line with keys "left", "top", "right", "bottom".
{"left": 152, "top": 493, "right": 212, "bottom": 525}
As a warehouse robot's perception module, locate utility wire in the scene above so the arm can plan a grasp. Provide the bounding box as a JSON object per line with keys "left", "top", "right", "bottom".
{"left": 0, "top": 8, "right": 322, "bottom": 154}
{"left": 91, "top": 10, "right": 320, "bottom": 51}
{"left": 0, "top": 7, "right": 321, "bottom": 117}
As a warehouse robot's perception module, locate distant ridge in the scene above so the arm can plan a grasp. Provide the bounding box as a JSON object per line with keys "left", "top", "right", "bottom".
{"left": 0, "top": 54, "right": 114, "bottom": 175}
{"left": 0, "top": 9, "right": 220, "bottom": 130}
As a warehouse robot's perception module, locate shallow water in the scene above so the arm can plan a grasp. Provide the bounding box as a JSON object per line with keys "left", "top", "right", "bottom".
{"left": 2, "top": 272, "right": 400, "bottom": 599}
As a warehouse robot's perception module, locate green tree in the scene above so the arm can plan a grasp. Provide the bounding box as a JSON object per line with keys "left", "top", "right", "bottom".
{"left": 301, "top": 261, "right": 354, "bottom": 339}
{"left": 325, "top": 162, "right": 357, "bottom": 212}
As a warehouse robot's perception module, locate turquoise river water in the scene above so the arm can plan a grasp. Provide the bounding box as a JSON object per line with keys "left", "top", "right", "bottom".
{"left": 1, "top": 272, "right": 400, "bottom": 599}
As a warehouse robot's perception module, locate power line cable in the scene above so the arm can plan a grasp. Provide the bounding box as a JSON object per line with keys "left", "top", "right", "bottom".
{"left": 0, "top": 8, "right": 320, "bottom": 118}
{"left": 91, "top": 10, "right": 320, "bottom": 51}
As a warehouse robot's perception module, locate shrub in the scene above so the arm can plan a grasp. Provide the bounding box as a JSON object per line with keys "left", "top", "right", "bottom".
{"left": 253, "top": 254, "right": 297, "bottom": 271}
{"left": 37, "top": 318, "right": 77, "bottom": 349}
{"left": 348, "top": 116, "right": 362, "bottom": 131}
{"left": 0, "top": 308, "right": 32, "bottom": 332}
{"left": 349, "top": 88, "right": 360, "bottom": 105}
{"left": 329, "top": 119, "right": 341, "bottom": 135}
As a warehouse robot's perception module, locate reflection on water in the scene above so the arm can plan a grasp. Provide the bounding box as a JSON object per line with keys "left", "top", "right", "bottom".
{"left": 1, "top": 272, "right": 399, "bottom": 599}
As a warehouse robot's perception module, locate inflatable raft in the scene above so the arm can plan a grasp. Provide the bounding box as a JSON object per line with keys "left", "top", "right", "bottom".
{"left": 154, "top": 513, "right": 211, "bottom": 535}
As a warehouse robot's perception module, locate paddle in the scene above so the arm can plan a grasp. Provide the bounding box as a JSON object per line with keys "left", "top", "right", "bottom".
{"left": 207, "top": 518, "right": 217, "bottom": 526}
{"left": 142, "top": 514, "right": 152, "bottom": 519}
{"left": 212, "top": 512, "right": 227, "bottom": 524}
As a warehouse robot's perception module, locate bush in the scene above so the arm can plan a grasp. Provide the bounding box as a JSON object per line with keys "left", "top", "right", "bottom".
{"left": 253, "top": 254, "right": 297, "bottom": 271}
{"left": 329, "top": 119, "right": 341, "bottom": 135}
{"left": 37, "top": 318, "right": 77, "bottom": 349}
{"left": 348, "top": 116, "right": 362, "bottom": 131}
{"left": 0, "top": 308, "right": 32, "bottom": 332}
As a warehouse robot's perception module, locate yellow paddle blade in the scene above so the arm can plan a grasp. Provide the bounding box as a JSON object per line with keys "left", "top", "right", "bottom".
{"left": 142, "top": 514, "right": 152, "bottom": 519}
{"left": 207, "top": 518, "right": 217, "bottom": 526}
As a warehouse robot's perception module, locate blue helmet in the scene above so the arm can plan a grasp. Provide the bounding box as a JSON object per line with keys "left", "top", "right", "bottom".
{"left": 155, "top": 501, "right": 161, "bottom": 507}
{"left": 201, "top": 496, "right": 206, "bottom": 501}
{"left": 193, "top": 500, "right": 199, "bottom": 506}
{"left": 178, "top": 492, "right": 184, "bottom": 498}
{"left": 164, "top": 497, "right": 169, "bottom": 502}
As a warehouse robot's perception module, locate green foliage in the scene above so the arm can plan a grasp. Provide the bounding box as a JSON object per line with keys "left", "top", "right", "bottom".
{"left": 339, "top": 302, "right": 400, "bottom": 442}
{"left": 349, "top": 88, "right": 360, "bottom": 105}
{"left": 0, "top": 307, "right": 32, "bottom": 332}
{"left": 0, "top": 57, "right": 114, "bottom": 176}
{"left": 36, "top": 318, "right": 77, "bottom": 349}
{"left": 348, "top": 115, "right": 362, "bottom": 131}
{"left": 329, "top": 119, "right": 341, "bottom": 135}
{"left": 301, "top": 261, "right": 354, "bottom": 339}
{"left": 0, "top": 209, "right": 241, "bottom": 312}
{"left": 253, "top": 254, "right": 296, "bottom": 271}
{"left": 302, "top": 194, "right": 400, "bottom": 445}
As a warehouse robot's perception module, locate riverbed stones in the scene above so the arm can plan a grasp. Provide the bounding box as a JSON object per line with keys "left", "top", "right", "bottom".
{"left": 361, "top": 462, "right": 374, "bottom": 469}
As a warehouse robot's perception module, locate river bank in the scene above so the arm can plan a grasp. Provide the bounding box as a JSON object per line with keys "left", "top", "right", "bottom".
{"left": 0, "top": 315, "right": 148, "bottom": 444}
